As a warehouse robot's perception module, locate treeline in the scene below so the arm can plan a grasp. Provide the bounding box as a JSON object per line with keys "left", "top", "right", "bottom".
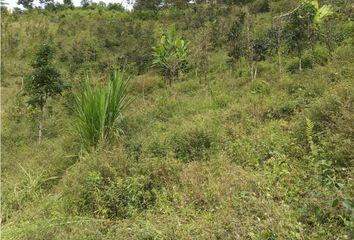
{"left": 8, "top": 0, "right": 268, "bottom": 11}
{"left": 2, "top": 0, "right": 351, "bottom": 81}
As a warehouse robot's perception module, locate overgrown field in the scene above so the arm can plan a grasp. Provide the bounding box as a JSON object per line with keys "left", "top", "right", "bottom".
{"left": 1, "top": 1, "right": 353, "bottom": 239}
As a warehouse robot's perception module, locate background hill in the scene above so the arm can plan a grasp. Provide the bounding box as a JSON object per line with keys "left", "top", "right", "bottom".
{"left": 1, "top": 1, "right": 353, "bottom": 239}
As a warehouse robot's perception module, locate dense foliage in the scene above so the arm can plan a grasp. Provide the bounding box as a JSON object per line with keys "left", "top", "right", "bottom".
{"left": 1, "top": 0, "right": 353, "bottom": 239}
{"left": 152, "top": 26, "right": 189, "bottom": 84}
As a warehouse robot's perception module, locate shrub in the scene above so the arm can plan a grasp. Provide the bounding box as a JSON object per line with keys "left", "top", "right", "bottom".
{"left": 153, "top": 95, "right": 178, "bottom": 121}
{"left": 250, "top": 80, "right": 271, "bottom": 95}
{"left": 313, "top": 45, "right": 329, "bottom": 66}
{"left": 209, "top": 89, "right": 228, "bottom": 108}
{"left": 79, "top": 172, "right": 156, "bottom": 219}
{"left": 72, "top": 70, "right": 131, "bottom": 148}
{"left": 287, "top": 55, "right": 313, "bottom": 73}
{"left": 147, "top": 140, "right": 168, "bottom": 158}
{"left": 226, "top": 138, "right": 258, "bottom": 168}
{"left": 250, "top": 0, "right": 270, "bottom": 14}
{"left": 264, "top": 99, "right": 303, "bottom": 120}
{"left": 170, "top": 127, "right": 213, "bottom": 162}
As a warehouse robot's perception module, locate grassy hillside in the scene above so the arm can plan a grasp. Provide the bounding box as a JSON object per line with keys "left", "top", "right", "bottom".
{"left": 1, "top": 1, "right": 353, "bottom": 239}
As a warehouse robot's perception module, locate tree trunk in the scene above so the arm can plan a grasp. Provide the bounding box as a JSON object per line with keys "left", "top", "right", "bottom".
{"left": 21, "top": 77, "right": 24, "bottom": 91}
{"left": 38, "top": 104, "right": 45, "bottom": 143}
{"left": 277, "top": 27, "right": 282, "bottom": 75}
{"left": 278, "top": 49, "right": 282, "bottom": 75}
{"left": 142, "top": 77, "right": 146, "bottom": 111}
{"left": 246, "top": 10, "right": 253, "bottom": 81}
{"left": 254, "top": 64, "right": 257, "bottom": 80}
{"left": 169, "top": 77, "right": 172, "bottom": 86}
{"left": 38, "top": 119, "right": 42, "bottom": 143}
{"left": 299, "top": 57, "right": 302, "bottom": 72}
{"left": 251, "top": 62, "right": 255, "bottom": 81}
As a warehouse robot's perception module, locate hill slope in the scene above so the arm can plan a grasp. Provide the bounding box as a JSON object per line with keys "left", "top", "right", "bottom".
{"left": 1, "top": 2, "right": 353, "bottom": 239}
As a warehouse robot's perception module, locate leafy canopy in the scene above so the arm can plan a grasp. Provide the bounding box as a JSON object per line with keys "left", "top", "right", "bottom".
{"left": 24, "top": 43, "right": 65, "bottom": 111}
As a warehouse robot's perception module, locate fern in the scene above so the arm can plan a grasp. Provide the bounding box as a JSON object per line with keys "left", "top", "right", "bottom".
{"left": 306, "top": 118, "right": 317, "bottom": 157}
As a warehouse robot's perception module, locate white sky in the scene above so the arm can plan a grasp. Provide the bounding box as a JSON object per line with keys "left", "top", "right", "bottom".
{"left": 4, "top": 0, "right": 134, "bottom": 10}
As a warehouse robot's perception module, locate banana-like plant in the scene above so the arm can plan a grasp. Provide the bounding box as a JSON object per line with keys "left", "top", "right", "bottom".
{"left": 310, "top": 0, "right": 333, "bottom": 25}
{"left": 152, "top": 26, "right": 188, "bottom": 85}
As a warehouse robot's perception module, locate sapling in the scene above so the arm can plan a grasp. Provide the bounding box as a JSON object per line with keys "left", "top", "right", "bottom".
{"left": 23, "top": 43, "right": 65, "bottom": 142}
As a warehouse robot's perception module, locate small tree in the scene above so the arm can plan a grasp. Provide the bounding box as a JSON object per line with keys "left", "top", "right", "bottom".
{"left": 134, "top": 0, "right": 162, "bottom": 14}
{"left": 63, "top": 0, "right": 74, "bottom": 7}
{"left": 285, "top": 4, "right": 314, "bottom": 72}
{"left": 284, "top": 0, "right": 333, "bottom": 72}
{"left": 81, "top": 0, "right": 92, "bottom": 8}
{"left": 24, "top": 44, "right": 65, "bottom": 142}
{"left": 0, "top": 0, "right": 9, "bottom": 15}
{"left": 312, "top": 2, "right": 334, "bottom": 56}
{"left": 190, "top": 24, "right": 213, "bottom": 83}
{"left": 227, "top": 12, "right": 246, "bottom": 71}
{"left": 17, "top": 0, "right": 34, "bottom": 9}
{"left": 152, "top": 26, "right": 188, "bottom": 85}
{"left": 250, "top": 36, "right": 269, "bottom": 80}
{"left": 39, "top": 0, "right": 54, "bottom": 8}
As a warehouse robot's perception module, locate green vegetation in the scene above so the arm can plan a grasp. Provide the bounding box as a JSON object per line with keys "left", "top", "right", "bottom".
{"left": 1, "top": 0, "right": 353, "bottom": 239}
{"left": 152, "top": 26, "right": 189, "bottom": 85}
{"left": 72, "top": 70, "right": 130, "bottom": 149}
{"left": 23, "top": 43, "right": 66, "bottom": 142}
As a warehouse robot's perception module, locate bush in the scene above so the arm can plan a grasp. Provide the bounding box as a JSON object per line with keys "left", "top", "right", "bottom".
{"left": 153, "top": 94, "right": 178, "bottom": 121}
{"left": 147, "top": 139, "right": 168, "bottom": 158}
{"left": 250, "top": 80, "right": 271, "bottom": 95}
{"left": 313, "top": 45, "right": 329, "bottom": 66}
{"left": 66, "top": 35, "right": 100, "bottom": 72}
{"left": 79, "top": 172, "right": 156, "bottom": 219}
{"left": 264, "top": 99, "right": 303, "bottom": 120}
{"left": 226, "top": 138, "right": 258, "bottom": 167}
{"left": 250, "top": 0, "right": 270, "bottom": 14}
{"left": 308, "top": 83, "right": 353, "bottom": 134}
{"left": 170, "top": 127, "right": 213, "bottom": 162}
{"left": 287, "top": 55, "right": 313, "bottom": 73}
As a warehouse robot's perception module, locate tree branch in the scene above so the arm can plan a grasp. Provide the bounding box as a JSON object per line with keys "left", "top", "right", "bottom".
{"left": 273, "top": 3, "right": 304, "bottom": 19}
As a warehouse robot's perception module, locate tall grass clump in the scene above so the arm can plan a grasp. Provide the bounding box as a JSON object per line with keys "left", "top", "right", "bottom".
{"left": 73, "top": 70, "right": 131, "bottom": 148}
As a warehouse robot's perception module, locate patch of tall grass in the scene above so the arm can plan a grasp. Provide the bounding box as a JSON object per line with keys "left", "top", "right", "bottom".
{"left": 73, "top": 70, "right": 131, "bottom": 148}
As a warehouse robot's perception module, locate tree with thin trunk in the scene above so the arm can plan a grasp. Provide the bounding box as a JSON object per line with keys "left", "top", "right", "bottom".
{"left": 191, "top": 24, "right": 213, "bottom": 84}
{"left": 282, "top": 0, "right": 333, "bottom": 72}
{"left": 284, "top": 3, "right": 314, "bottom": 72}
{"left": 250, "top": 36, "right": 269, "bottom": 80}
{"left": 23, "top": 43, "right": 65, "bottom": 143}
{"left": 227, "top": 11, "right": 246, "bottom": 72}
{"left": 267, "top": 22, "right": 284, "bottom": 76}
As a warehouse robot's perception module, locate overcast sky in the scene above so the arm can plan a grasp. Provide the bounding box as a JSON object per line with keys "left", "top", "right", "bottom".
{"left": 5, "top": 0, "right": 134, "bottom": 10}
